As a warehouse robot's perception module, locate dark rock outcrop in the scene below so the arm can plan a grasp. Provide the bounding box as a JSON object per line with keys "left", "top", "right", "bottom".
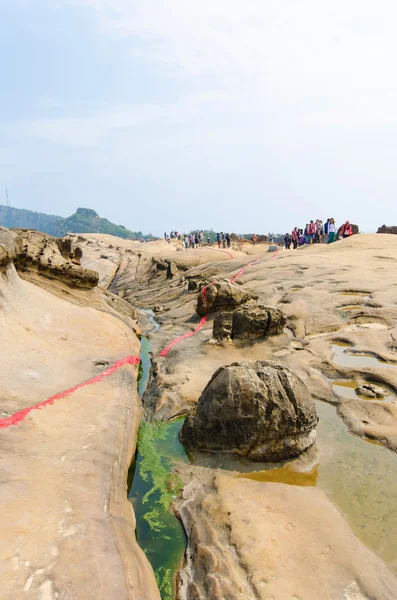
{"left": 196, "top": 281, "right": 257, "bottom": 317}
{"left": 213, "top": 304, "right": 286, "bottom": 341}
{"left": 179, "top": 361, "right": 318, "bottom": 462}
{"left": 167, "top": 260, "right": 178, "bottom": 279}
{"left": 377, "top": 225, "right": 397, "bottom": 235}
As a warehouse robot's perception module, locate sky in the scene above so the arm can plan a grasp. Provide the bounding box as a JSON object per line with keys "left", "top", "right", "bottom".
{"left": 1, "top": 1, "right": 397, "bottom": 235}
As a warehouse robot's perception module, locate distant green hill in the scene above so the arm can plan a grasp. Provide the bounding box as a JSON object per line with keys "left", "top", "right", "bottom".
{"left": 0, "top": 205, "right": 156, "bottom": 241}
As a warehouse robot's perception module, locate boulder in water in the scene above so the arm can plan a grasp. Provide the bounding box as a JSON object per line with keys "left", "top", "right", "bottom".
{"left": 179, "top": 361, "right": 318, "bottom": 461}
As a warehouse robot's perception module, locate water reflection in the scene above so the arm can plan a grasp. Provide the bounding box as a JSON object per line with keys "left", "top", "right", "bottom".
{"left": 331, "top": 343, "right": 393, "bottom": 369}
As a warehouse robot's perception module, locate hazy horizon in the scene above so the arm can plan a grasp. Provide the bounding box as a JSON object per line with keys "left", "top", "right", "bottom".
{"left": 1, "top": 2, "right": 396, "bottom": 237}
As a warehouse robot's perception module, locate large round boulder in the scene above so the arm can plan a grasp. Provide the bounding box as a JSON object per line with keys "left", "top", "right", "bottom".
{"left": 179, "top": 361, "right": 318, "bottom": 462}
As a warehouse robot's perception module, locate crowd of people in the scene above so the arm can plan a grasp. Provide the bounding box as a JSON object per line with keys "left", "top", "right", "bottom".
{"left": 164, "top": 230, "right": 232, "bottom": 249}
{"left": 216, "top": 232, "right": 232, "bottom": 248}
{"left": 164, "top": 219, "right": 355, "bottom": 253}
{"left": 284, "top": 219, "right": 353, "bottom": 250}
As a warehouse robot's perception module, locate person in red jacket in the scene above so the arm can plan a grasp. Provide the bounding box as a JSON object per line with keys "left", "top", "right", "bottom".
{"left": 308, "top": 220, "right": 316, "bottom": 244}
{"left": 341, "top": 221, "right": 353, "bottom": 238}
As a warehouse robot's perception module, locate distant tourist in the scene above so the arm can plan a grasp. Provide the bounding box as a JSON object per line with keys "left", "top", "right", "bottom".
{"left": 284, "top": 233, "right": 292, "bottom": 250}
{"left": 207, "top": 236, "right": 211, "bottom": 244}
{"left": 315, "top": 220, "right": 323, "bottom": 243}
{"left": 217, "top": 233, "right": 221, "bottom": 248}
{"left": 304, "top": 224, "right": 309, "bottom": 244}
{"left": 184, "top": 234, "right": 189, "bottom": 249}
{"left": 226, "top": 233, "right": 231, "bottom": 248}
{"left": 323, "top": 219, "right": 330, "bottom": 244}
{"left": 328, "top": 218, "right": 336, "bottom": 244}
{"left": 340, "top": 221, "right": 353, "bottom": 239}
{"left": 291, "top": 227, "right": 299, "bottom": 249}
{"left": 252, "top": 233, "right": 258, "bottom": 245}
{"left": 308, "top": 220, "right": 316, "bottom": 244}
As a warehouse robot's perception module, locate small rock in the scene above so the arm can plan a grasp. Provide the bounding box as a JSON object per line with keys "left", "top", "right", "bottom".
{"left": 356, "top": 383, "right": 387, "bottom": 398}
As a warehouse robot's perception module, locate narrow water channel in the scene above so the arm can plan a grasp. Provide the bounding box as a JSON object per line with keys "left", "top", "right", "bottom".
{"left": 129, "top": 312, "right": 188, "bottom": 600}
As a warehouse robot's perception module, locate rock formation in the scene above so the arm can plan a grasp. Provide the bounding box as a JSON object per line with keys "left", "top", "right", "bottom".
{"left": 377, "top": 224, "right": 397, "bottom": 235}
{"left": 0, "top": 226, "right": 22, "bottom": 267}
{"left": 12, "top": 229, "right": 99, "bottom": 289}
{"left": 213, "top": 304, "right": 286, "bottom": 341}
{"left": 196, "top": 280, "right": 257, "bottom": 316}
{"left": 179, "top": 361, "right": 318, "bottom": 461}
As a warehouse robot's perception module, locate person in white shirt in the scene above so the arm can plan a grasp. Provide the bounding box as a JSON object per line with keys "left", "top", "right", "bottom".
{"left": 328, "top": 218, "right": 336, "bottom": 244}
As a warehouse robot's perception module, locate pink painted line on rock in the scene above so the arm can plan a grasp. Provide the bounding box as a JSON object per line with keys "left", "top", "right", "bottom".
{"left": 158, "top": 250, "right": 281, "bottom": 357}
{"left": 204, "top": 247, "right": 234, "bottom": 259}
{"left": 159, "top": 316, "right": 208, "bottom": 357}
{"left": 229, "top": 256, "right": 262, "bottom": 283}
{"left": 0, "top": 355, "right": 140, "bottom": 430}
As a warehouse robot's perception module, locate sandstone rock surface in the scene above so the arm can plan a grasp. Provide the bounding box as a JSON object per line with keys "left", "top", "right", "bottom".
{"left": 0, "top": 254, "right": 159, "bottom": 599}
{"left": 53, "top": 232, "right": 397, "bottom": 594}
{"left": 176, "top": 466, "right": 397, "bottom": 600}
{"left": 179, "top": 361, "right": 318, "bottom": 461}
{"left": 213, "top": 304, "right": 286, "bottom": 341}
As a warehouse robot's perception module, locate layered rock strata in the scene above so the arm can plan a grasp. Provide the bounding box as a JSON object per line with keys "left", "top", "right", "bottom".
{"left": 12, "top": 229, "right": 98, "bottom": 289}
{"left": 213, "top": 304, "right": 286, "bottom": 341}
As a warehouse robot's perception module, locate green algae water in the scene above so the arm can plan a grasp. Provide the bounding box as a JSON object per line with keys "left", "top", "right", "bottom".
{"left": 129, "top": 333, "right": 188, "bottom": 600}
{"left": 138, "top": 336, "right": 152, "bottom": 397}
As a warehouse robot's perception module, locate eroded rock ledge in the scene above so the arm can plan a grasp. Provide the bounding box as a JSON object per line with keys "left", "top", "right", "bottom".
{"left": 12, "top": 229, "right": 99, "bottom": 289}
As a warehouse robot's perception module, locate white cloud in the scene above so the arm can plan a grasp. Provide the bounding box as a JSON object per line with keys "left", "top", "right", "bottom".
{"left": 63, "top": 0, "right": 397, "bottom": 130}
